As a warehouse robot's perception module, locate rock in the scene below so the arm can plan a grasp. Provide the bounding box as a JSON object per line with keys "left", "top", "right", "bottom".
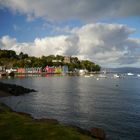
{"left": 90, "top": 128, "right": 106, "bottom": 140}
{"left": 0, "top": 82, "right": 36, "bottom": 96}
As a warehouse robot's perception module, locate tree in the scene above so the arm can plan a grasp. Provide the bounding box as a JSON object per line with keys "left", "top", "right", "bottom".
{"left": 56, "top": 55, "right": 64, "bottom": 61}
{"left": 19, "top": 52, "right": 28, "bottom": 59}
{"left": 0, "top": 49, "right": 101, "bottom": 71}
{"left": 0, "top": 49, "right": 17, "bottom": 59}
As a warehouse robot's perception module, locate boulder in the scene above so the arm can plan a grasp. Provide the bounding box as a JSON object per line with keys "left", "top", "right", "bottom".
{"left": 0, "top": 82, "right": 36, "bottom": 96}
{"left": 90, "top": 128, "right": 106, "bottom": 140}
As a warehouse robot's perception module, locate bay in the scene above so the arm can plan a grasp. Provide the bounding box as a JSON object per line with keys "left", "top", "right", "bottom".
{"left": 0, "top": 75, "right": 140, "bottom": 140}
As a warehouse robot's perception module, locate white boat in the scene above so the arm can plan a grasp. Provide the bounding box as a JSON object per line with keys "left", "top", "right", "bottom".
{"left": 137, "top": 74, "right": 140, "bottom": 77}
{"left": 127, "top": 72, "right": 134, "bottom": 76}
{"left": 84, "top": 75, "right": 91, "bottom": 78}
{"left": 113, "top": 74, "right": 120, "bottom": 78}
{"left": 98, "top": 74, "right": 107, "bottom": 78}
{"left": 78, "top": 69, "right": 87, "bottom": 75}
{"left": 6, "top": 69, "right": 15, "bottom": 76}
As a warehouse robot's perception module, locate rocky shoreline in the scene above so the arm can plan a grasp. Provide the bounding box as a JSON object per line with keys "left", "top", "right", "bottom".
{"left": 0, "top": 82, "right": 36, "bottom": 96}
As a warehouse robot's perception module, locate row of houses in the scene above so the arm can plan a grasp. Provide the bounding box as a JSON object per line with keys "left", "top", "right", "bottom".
{"left": 0, "top": 65, "right": 69, "bottom": 74}
{"left": 44, "top": 66, "right": 68, "bottom": 74}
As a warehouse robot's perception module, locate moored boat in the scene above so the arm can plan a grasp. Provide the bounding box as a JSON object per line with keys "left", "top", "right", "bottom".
{"left": 113, "top": 74, "right": 120, "bottom": 78}
{"left": 127, "top": 72, "right": 134, "bottom": 76}
{"left": 98, "top": 74, "right": 107, "bottom": 78}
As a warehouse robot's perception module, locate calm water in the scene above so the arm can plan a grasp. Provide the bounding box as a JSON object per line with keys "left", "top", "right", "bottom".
{"left": 0, "top": 75, "right": 140, "bottom": 140}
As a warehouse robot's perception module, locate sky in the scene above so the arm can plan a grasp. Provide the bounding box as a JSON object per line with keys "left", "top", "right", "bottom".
{"left": 0, "top": 0, "right": 140, "bottom": 68}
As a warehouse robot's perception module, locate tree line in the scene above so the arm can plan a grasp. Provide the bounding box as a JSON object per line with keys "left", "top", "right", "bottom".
{"left": 0, "top": 49, "right": 101, "bottom": 71}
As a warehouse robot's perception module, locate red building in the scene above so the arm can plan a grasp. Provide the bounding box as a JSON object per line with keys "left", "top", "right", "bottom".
{"left": 45, "top": 66, "right": 55, "bottom": 73}
{"left": 17, "top": 68, "right": 25, "bottom": 73}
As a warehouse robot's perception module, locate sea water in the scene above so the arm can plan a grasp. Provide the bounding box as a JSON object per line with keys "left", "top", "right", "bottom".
{"left": 0, "top": 75, "right": 140, "bottom": 140}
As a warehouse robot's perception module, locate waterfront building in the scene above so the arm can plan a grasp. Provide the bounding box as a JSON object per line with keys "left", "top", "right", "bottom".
{"left": 17, "top": 68, "right": 25, "bottom": 74}
{"left": 63, "top": 56, "right": 71, "bottom": 63}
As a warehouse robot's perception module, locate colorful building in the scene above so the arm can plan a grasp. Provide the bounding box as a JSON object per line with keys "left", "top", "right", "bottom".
{"left": 44, "top": 65, "right": 68, "bottom": 74}
{"left": 17, "top": 68, "right": 25, "bottom": 74}
{"left": 17, "top": 67, "right": 42, "bottom": 74}
{"left": 16, "top": 65, "right": 68, "bottom": 74}
{"left": 25, "top": 67, "right": 42, "bottom": 74}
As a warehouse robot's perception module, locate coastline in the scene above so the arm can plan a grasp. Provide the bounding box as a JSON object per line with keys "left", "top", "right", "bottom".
{"left": 0, "top": 82, "right": 106, "bottom": 140}
{"left": 0, "top": 102, "right": 106, "bottom": 140}
{"left": 0, "top": 102, "right": 99, "bottom": 140}
{"left": 0, "top": 81, "right": 36, "bottom": 96}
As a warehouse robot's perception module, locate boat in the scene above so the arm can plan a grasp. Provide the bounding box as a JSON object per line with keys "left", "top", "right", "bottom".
{"left": 90, "top": 74, "right": 94, "bottom": 77}
{"left": 84, "top": 75, "right": 91, "bottom": 78}
{"left": 127, "top": 72, "right": 134, "bottom": 76}
{"left": 78, "top": 69, "right": 87, "bottom": 76}
{"left": 137, "top": 74, "right": 140, "bottom": 77}
{"left": 6, "top": 69, "right": 15, "bottom": 77}
{"left": 98, "top": 74, "right": 107, "bottom": 78}
{"left": 113, "top": 74, "right": 120, "bottom": 78}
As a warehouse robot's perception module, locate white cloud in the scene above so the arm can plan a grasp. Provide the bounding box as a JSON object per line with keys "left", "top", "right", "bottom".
{"left": 0, "top": 35, "right": 17, "bottom": 49}
{"left": 0, "top": 23, "right": 140, "bottom": 67}
{"left": 0, "top": 0, "right": 140, "bottom": 21}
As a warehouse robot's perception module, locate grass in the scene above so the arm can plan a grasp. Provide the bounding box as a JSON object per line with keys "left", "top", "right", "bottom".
{"left": 0, "top": 103, "right": 97, "bottom": 140}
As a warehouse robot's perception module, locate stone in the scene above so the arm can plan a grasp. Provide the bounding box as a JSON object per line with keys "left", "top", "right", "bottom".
{"left": 0, "top": 82, "right": 36, "bottom": 96}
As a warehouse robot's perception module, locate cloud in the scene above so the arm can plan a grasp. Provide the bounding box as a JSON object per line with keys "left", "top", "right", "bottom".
{"left": 0, "top": 0, "right": 140, "bottom": 21}
{"left": 0, "top": 35, "right": 17, "bottom": 49}
{"left": 0, "top": 23, "right": 140, "bottom": 67}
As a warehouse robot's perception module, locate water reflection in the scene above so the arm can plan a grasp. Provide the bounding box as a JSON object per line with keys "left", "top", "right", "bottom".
{"left": 0, "top": 75, "right": 140, "bottom": 140}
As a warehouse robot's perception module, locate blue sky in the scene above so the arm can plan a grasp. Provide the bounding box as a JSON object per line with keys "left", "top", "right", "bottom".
{"left": 0, "top": 9, "right": 51, "bottom": 42}
{"left": 0, "top": 8, "right": 83, "bottom": 42}
{"left": 0, "top": 0, "right": 140, "bottom": 67}
{"left": 0, "top": 8, "right": 140, "bottom": 42}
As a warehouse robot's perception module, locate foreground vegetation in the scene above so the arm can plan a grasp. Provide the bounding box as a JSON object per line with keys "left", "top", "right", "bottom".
{"left": 0, "top": 103, "right": 97, "bottom": 140}
{"left": 0, "top": 49, "right": 100, "bottom": 71}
